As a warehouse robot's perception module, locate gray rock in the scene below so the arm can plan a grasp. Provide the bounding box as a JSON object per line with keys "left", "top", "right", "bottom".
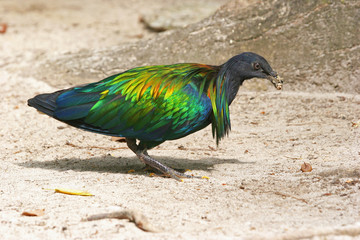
{"left": 139, "top": 1, "right": 226, "bottom": 32}
{"left": 32, "top": 0, "right": 360, "bottom": 94}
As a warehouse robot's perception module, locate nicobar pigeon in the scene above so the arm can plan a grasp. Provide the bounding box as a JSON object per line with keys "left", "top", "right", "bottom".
{"left": 28, "top": 52, "right": 283, "bottom": 181}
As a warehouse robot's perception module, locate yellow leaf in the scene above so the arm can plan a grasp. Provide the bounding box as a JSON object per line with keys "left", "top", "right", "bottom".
{"left": 54, "top": 188, "right": 94, "bottom": 196}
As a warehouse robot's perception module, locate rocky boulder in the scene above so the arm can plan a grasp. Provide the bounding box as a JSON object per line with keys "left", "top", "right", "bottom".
{"left": 32, "top": 0, "right": 360, "bottom": 93}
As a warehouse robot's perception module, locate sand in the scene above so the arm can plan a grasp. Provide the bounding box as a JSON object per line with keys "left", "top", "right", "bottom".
{"left": 1, "top": 0, "right": 359, "bottom": 239}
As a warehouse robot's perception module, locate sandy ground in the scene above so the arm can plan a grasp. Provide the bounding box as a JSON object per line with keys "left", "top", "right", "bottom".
{"left": 1, "top": 1, "right": 360, "bottom": 239}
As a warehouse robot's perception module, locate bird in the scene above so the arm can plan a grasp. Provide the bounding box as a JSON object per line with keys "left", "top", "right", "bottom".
{"left": 28, "top": 52, "right": 283, "bottom": 181}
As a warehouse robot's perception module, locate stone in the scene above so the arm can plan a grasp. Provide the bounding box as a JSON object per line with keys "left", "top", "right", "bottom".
{"left": 31, "top": 0, "right": 360, "bottom": 94}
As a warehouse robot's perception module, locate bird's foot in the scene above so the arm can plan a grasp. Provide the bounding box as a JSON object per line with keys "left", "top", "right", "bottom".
{"left": 126, "top": 138, "right": 204, "bottom": 181}
{"left": 141, "top": 165, "right": 203, "bottom": 181}
{"left": 139, "top": 154, "right": 201, "bottom": 181}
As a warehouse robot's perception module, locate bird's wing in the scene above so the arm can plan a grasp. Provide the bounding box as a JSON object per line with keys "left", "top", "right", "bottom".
{"left": 54, "top": 64, "right": 217, "bottom": 141}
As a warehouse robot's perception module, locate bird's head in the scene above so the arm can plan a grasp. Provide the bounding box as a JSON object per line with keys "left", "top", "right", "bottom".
{"left": 224, "top": 52, "right": 283, "bottom": 90}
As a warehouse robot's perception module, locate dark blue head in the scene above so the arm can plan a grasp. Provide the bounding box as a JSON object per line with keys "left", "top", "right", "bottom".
{"left": 222, "top": 52, "right": 283, "bottom": 90}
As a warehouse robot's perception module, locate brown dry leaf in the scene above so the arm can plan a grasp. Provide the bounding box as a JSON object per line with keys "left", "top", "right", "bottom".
{"left": 111, "top": 137, "right": 127, "bottom": 142}
{"left": 351, "top": 121, "right": 359, "bottom": 128}
{"left": 22, "top": 209, "right": 45, "bottom": 217}
{"left": 301, "top": 162, "right": 312, "bottom": 172}
{"left": 345, "top": 179, "right": 359, "bottom": 185}
{"left": 178, "top": 145, "right": 186, "bottom": 150}
{"left": 208, "top": 145, "right": 216, "bottom": 151}
{"left": 337, "top": 96, "right": 346, "bottom": 101}
{"left": 55, "top": 188, "right": 94, "bottom": 196}
{"left": 0, "top": 23, "right": 7, "bottom": 34}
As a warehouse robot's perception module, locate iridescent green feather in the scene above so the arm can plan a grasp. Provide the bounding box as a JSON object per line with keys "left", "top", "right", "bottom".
{"left": 54, "top": 63, "right": 231, "bottom": 144}
{"left": 207, "top": 70, "right": 231, "bottom": 144}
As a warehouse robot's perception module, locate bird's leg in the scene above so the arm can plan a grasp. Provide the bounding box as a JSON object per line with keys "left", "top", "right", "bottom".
{"left": 125, "top": 138, "right": 197, "bottom": 181}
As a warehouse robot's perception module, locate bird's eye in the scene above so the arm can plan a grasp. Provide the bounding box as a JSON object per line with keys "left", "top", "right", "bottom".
{"left": 253, "top": 62, "right": 261, "bottom": 70}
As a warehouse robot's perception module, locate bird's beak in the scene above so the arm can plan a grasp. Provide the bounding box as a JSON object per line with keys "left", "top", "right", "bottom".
{"left": 267, "top": 71, "right": 283, "bottom": 90}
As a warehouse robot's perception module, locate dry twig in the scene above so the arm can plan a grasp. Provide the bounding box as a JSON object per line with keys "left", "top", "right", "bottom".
{"left": 85, "top": 210, "right": 160, "bottom": 232}
{"left": 65, "top": 141, "right": 127, "bottom": 151}
{"left": 273, "top": 191, "right": 308, "bottom": 204}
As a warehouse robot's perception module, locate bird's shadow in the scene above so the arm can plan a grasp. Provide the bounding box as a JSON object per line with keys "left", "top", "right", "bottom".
{"left": 18, "top": 154, "right": 254, "bottom": 176}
